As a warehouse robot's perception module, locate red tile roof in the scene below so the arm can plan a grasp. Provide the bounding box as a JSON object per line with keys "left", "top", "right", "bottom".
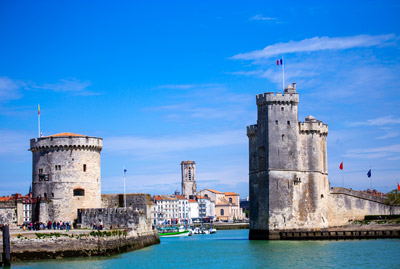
{"left": 206, "top": 189, "right": 223, "bottom": 194}
{"left": 224, "top": 192, "right": 239, "bottom": 196}
{"left": 175, "top": 195, "right": 187, "bottom": 200}
{"left": 47, "top": 132, "right": 86, "bottom": 137}
{"left": 188, "top": 199, "right": 197, "bottom": 203}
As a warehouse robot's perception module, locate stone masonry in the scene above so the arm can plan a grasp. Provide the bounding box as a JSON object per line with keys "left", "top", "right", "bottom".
{"left": 30, "top": 132, "right": 102, "bottom": 222}
{"left": 181, "top": 160, "right": 196, "bottom": 198}
{"left": 247, "top": 83, "right": 399, "bottom": 240}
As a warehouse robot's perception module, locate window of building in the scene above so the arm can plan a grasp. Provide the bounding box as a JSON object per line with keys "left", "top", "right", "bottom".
{"left": 52, "top": 193, "right": 54, "bottom": 198}
{"left": 229, "top": 198, "right": 232, "bottom": 203}
{"left": 73, "top": 188, "right": 85, "bottom": 196}
{"left": 220, "top": 209, "right": 224, "bottom": 216}
{"left": 44, "top": 193, "right": 47, "bottom": 198}
{"left": 281, "top": 107, "right": 284, "bottom": 111}
{"left": 188, "top": 168, "right": 192, "bottom": 180}
{"left": 204, "top": 194, "right": 208, "bottom": 198}
{"left": 39, "top": 168, "right": 43, "bottom": 174}
{"left": 55, "top": 165, "right": 61, "bottom": 171}
{"left": 282, "top": 134, "right": 285, "bottom": 141}
{"left": 287, "top": 121, "right": 290, "bottom": 126}
{"left": 275, "top": 120, "right": 278, "bottom": 125}
{"left": 83, "top": 164, "right": 87, "bottom": 172}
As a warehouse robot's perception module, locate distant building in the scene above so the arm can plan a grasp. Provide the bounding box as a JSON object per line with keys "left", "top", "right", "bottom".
{"left": 152, "top": 194, "right": 191, "bottom": 226}
{"left": 0, "top": 192, "right": 34, "bottom": 226}
{"left": 197, "top": 189, "right": 245, "bottom": 221}
{"left": 197, "top": 196, "right": 215, "bottom": 220}
{"left": 181, "top": 160, "right": 196, "bottom": 198}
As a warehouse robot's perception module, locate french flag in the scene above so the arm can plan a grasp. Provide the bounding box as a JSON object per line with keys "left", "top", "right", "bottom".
{"left": 277, "top": 59, "right": 283, "bottom": 65}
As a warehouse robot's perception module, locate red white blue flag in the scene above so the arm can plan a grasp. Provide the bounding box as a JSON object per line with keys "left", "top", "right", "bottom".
{"left": 277, "top": 59, "right": 283, "bottom": 65}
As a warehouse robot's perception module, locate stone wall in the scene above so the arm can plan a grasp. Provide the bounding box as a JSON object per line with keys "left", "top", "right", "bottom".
{"left": 30, "top": 135, "right": 103, "bottom": 222}
{"left": 328, "top": 187, "right": 400, "bottom": 226}
{"left": 0, "top": 207, "right": 16, "bottom": 226}
{"left": 4, "top": 230, "right": 159, "bottom": 261}
{"left": 101, "top": 193, "right": 151, "bottom": 219}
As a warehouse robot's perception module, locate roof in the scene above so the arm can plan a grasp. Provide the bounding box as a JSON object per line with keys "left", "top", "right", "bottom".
{"left": 175, "top": 195, "right": 187, "bottom": 200}
{"left": 181, "top": 160, "right": 195, "bottom": 164}
{"left": 197, "top": 196, "right": 210, "bottom": 200}
{"left": 154, "top": 195, "right": 162, "bottom": 201}
{"left": 206, "top": 189, "right": 223, "bottom": 194}
{"left": 188, "top": 199, "right": 197, "bottom": 203}
{"left": 0, "top": 196, "right": 12, "bottom": 202}
{"left": 47, "top": 132, "right": 86, "bottom": 137}
{"left": 224, "top": 192, "right": 239, "bottom": 196}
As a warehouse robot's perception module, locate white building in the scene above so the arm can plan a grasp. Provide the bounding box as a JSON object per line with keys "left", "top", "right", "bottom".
{"left": 197, "top": 196, "right": 215, "bottom": 220}
{"left": 153, "top": 195, "right": 192, "bottom": 226}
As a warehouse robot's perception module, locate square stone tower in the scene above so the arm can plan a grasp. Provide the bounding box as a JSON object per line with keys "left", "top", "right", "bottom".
{"left": 181, "top": 160, "right": 196, "bottom": 198}
{"left": 248, "top": 83, "right": 329, "bottom": 240}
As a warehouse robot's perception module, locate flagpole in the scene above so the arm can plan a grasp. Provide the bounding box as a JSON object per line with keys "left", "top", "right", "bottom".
{"left": 38, "top": 104, "right": 40, "bottom": 138}
{"left": 123, "top": 166, "right": 126, "bottom": 208}
{"left": 282, "top": 56, "right": 285, "bottom": 91}
{"left": 370, "top": 165, "right": 372, "bottom": 190}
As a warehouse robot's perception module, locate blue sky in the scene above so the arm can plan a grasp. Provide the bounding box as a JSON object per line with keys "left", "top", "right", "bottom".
{"left": 0, "top": 1, "right": 399, "bottom": 198}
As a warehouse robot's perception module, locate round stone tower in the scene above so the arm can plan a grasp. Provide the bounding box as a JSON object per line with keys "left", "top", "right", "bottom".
{"left": 30, "top": 132, "right": 102, "bottom": 222}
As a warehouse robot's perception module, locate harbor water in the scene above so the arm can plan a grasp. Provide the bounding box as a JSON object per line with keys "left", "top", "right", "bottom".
{"left": 14, "top": 229, "right": 400, "bottom": 268}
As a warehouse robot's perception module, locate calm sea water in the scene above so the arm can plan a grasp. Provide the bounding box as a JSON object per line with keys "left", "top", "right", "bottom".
{"left": 14, "top": 229, "right": 400, "bottom": 268}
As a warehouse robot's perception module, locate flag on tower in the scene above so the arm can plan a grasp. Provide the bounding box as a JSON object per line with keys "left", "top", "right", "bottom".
{"left": 277, "top": 59, "right": 283, "bottom": 65}
{"left": 367, "top": 169, "right": 371, "bottom": 178}
{"left": 38, "top": 104, "right": 40, "bottom": 115}
{"left": 339, "top": 162, "right": 343, "bottom": 170}
{"left": 124, "top": 168, "right": 127, "bottom": 175}
{"left": 397, "top": 183, "right": 400, "bottom": 191}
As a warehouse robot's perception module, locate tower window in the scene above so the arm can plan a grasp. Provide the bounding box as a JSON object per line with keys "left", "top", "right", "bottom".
{"left": 55, "top": 165, "right": 61, "bottom": 171}
{"left": 188, "top": 168, "right": 191, "bottom": 180}
{"left": 281, "top": 107, "right": 284, "bottom": 111}
{"left": 44, "top": 193, "right": 47, "bottom": 198}
{"left": 39, "top": 168, "right": 43, "bottom": 174}
{"left": 73, "top": 189, "right": 85, "bottom": 196}
{"left": 282, "top": 134, "right": 285, "bottom": 141}
{"left": 275, "top": 120, "right": 278, "bottom": 125}
{"left": 287, "top": 121, "right": 290, "bottom": 126}
{"left": 83, "top": 164, "right": 87, "bottom": 172}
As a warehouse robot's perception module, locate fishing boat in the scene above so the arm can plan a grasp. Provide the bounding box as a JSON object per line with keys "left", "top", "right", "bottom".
{"left": 158, "top": 226, "right": 190, "bottom": 237}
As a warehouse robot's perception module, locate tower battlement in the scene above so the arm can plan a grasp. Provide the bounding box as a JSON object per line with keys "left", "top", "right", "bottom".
{"left": 256, "top": 84, "right": 299, "bottom": 106}
{"left": 299, "top": 115, "right": 328, "bottom": 135}
{"left": 246, "top": 125, "right": 258, "bottom": 137}
{"left": 30, "top": 133, "right": 102, "bottom": 152}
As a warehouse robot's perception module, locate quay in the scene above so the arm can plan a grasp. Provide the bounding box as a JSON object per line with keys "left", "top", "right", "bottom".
{"left": 274, "top": 225, "right": 400, "bottom": 240}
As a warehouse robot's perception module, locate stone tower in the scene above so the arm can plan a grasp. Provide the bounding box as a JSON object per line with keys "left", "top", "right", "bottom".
{"left": 30, "top": 132, "right": 102, "bottom": 222}
{"left": 247, "top": 83, "right": 329, "bottom": 240}
{"left": 181, "top": 160, "right": 196, "bottom": 198}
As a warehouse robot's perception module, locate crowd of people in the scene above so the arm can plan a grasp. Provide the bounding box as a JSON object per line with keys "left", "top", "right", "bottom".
{"left": 21, "top": 221, "right": 71, "bottom": 231}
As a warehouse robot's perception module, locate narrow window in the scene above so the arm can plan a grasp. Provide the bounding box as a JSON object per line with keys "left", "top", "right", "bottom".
{"left": 52, "top": 193, "right": 54, "bottom": 198}
{"left": 281, "top": 107, "right": 284, "bottom": 111}
{"left": 220, "top": 209, "right": 224, "bottom": 216}
{"left": 39, "top": 168, "right": 43, "bottom": 174}
{"left": 44, "top": 193, "right": 47, "bottom": 198}
{"left": 287, "top": 121, "right": 290, "bottom": 126}
{"left": 282, "top": 134, "right": 285, "bottom": 141}
{"left": 188, "top": 168, "right": 191, "bottom": 180}
{"left": 275, "top": 120, "right": 278, "bottom": 125}
{"left": 73, "top": 189, "right": 85, "bottom": 196}
{"left": 321, "top": 194, "right": 324, "bottom": 199}
{"left": 83, "top": 164, "right": 87, "bottom": 172}
{"left": 229, "top": 198, "right": 232, "bottom": 203}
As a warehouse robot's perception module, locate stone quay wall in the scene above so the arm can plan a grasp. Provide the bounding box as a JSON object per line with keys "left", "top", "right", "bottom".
{"left": 0, "top": 208, "right": 16, "bottom": 227}
{"left": 328, "top": 187, "right": 400, "bottom": 227}
{"left": 3, "top": 230, "right": 159, "bottom": 261}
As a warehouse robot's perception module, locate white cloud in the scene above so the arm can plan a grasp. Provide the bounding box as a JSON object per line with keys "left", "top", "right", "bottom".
{"left": 344, "top": 144, "right": 400, "bottom": 159}
{"left": 377, "top": 132, "right": 400, "bottom": 140}
{"left": 0, "top": 77, "right": 24, "bottom": 103}
{"left": 104, "top": 130, "right": 246, "bottom": 158}
{"left": 32, "top": 78, "right": 99, "bottom": 96}
{"left": 0, "top": 130, "right": 31, "bottom": 157}
{"left": 250, "top": 15, "right": 276, "bottom": 21}
{"left": 231, "top": 34, "right": 397, "bottom": 60}
{"left": 351, "top": 116, "right": 400, "bottom": 126}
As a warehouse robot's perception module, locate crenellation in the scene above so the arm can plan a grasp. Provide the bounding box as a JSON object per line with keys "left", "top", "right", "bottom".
{"left": 246, "top": 124, "right": 258, "bottom": 137}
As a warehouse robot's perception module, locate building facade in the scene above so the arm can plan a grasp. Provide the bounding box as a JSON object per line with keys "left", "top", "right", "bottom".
{"left": 30, "top": 132, "right": 103, "bottom": 222}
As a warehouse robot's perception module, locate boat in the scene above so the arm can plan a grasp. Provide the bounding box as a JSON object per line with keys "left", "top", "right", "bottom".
{"left": 158, "top": 227, "right": 190, "bottom": 237}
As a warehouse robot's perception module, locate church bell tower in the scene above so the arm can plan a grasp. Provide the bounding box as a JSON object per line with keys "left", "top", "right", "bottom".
{"left": 181, "top": 160, "right": 196, "bottom": 198}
